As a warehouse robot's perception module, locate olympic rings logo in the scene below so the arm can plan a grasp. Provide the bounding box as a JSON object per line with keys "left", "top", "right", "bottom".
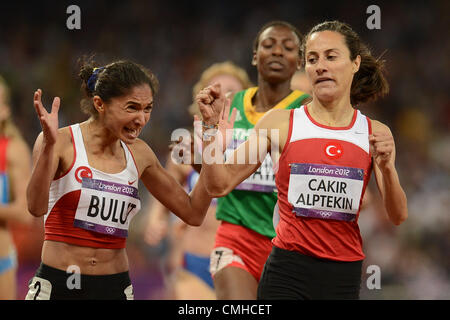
{"left": 319, "top": 211, "right": 332, "bottom": 218}
{"left": 105, "top": 227, "right": 116, "bottom": 234}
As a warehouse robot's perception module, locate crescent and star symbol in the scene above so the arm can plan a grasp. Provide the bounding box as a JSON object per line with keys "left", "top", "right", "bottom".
{"left": 75, "top": 166, "right": 93, "bottom": 183}
{"left": 324, "top": 143, "right": 343, "bottom": 159}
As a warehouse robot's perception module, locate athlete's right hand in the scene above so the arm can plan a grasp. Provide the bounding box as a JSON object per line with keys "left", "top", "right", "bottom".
{"left": 193, "top": 97, "right": 236, "bottom": 153}
{"left": 196, "top": 83, "right": 226, "bottom": 126}
{"left": 33, "top": 89, "right": 60, "bottom": 145}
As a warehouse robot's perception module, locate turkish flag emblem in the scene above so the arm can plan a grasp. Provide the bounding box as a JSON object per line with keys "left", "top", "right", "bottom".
{"left": 324, "top": 142, "right": 343, "bottom": 159}
{"left": 75, "top": 166, "right": 93, "bottom": 183}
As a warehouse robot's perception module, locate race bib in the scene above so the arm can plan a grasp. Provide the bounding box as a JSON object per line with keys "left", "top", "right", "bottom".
{"left": 226, "top": 138, "right": 276, "bottom": 193}
{"left": 288, "top": 163, "right": 364, "bottom": 221}
{"left": 74, "top": 178, "right": 141, "bottom": 238}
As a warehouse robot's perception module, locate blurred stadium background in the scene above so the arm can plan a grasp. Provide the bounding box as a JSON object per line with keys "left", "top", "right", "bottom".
{"left": 0, "top": 0, "right": 448, "bottom": 299}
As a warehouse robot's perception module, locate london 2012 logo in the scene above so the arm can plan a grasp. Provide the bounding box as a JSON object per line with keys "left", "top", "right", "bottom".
{"left": 75, "top": 166, "right": 93, "bottom": 183}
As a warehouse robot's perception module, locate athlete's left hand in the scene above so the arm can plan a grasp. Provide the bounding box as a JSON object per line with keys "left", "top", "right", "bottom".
{"left": 369, "top": 132, "right": 395, "bottom": 171}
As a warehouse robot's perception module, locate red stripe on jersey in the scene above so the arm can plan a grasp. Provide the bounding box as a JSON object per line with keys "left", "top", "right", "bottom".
{"left": 304, "top": 105, "right": 357, "bottom": 130}
{"left": 53, "top": 127, "right": 77, "bottom": 181}
{"left": 282, "top": 109, "right": 295, "bottom": 154}
{"left": 124, "top": 143, "right": 139, "bottom": 177}
{"left": 45, "top": 190, "right": 126, "bottom": 248}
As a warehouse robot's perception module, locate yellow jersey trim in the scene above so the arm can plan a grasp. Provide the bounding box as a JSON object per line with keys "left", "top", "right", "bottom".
{"left": 243, "top": 87, "right": 305, "bottom": 125}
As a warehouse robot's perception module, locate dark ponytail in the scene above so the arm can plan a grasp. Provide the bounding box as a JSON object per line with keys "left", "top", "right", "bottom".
{"left": 304, "top": 21, "right": 389, "bottom": 105}
{"left": 78, "top": 56, "right": 159, "bottom": 117}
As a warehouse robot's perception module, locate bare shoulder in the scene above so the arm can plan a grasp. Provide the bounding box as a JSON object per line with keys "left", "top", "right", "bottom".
{"left": 32, "top": 126, "right": 73, "bottom": 154}
{"left": 56, "top": 126, "right": 76, "bottom": 158}
{"left": 58, "top": 126, "right": 74, "bottom": 144}
{"left": 255, "top": 108, "right": 292, "bottom": 152}
{"left": 255, "top": 108, "right": 291, "bottom": 130}
{"left": 370, "top": 119, "right": 392, "bottom": 135}
{"left": 125, "top": 138, "right": 158, "bottom": 175}
{"left": 126, "top": 138, "right": 153, "bottom": 155}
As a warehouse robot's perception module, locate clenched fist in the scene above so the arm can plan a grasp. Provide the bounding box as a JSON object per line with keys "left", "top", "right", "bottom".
{"left": 196, "top": 83, "right": 227, "bottom": 126}
{"left": 369, "top": 131, "right": 395, "bottom": 171}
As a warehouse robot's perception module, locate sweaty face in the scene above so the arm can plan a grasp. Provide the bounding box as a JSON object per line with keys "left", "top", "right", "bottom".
{"left": 253, "top": 26, "right": 301, "bottom": 83}
{"left": 305, "top": 30, "right": 360, "bottom": 103}
{"left": 101, "top": 84, "right": 153, "bottom": 144}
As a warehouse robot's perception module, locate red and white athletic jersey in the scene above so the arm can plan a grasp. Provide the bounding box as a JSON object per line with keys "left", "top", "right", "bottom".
{"left": 44, "top": 124, "right": 141, "bottom": 249}
{"left": 273, "top": 106, "right": 372, "bottom": 261}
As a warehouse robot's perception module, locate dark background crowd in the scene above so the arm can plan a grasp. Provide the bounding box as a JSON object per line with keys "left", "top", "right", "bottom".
{"left": 0, "top": 0, "right": 448, "bottom": 299}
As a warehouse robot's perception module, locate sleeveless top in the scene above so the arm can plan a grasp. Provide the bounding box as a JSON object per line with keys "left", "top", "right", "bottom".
{"left": 273, "top": 106, "right": 372, "bottom": 261}
{"left": 44, "top": 124, "right": 141, "bottom": 249}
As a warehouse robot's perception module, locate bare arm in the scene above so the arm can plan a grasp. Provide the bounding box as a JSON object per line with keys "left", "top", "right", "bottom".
{"left": 370, "top": 120, "right": 408, "bottom": 225}
{"left": 26, "top": 89, "right": 61, "bottom": 217}
{"left": 0, "top": 138, "right": 33, "bottom": 224}
{"left": 136, "top": 141, "right": 212, "bottom": 226}
{"left": 197, "top": 83, "right": 290, "bottom": 197}
{"left": 201, "top": 126, "right": 269, "bottom": 197}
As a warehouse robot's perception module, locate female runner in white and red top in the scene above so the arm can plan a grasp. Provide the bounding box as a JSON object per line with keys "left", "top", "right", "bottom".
{"left": 274, "top": 105, "right": 372, "bottom": 262}
{"left": 26, "top": 60, "right": 214, "bottom": 300}
{"left": 197, "top": 21, "right": 408, "bottom": 299}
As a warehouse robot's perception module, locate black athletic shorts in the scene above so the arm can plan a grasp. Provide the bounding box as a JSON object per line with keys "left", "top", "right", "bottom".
{"left": 25, "top": 263, "right": 133, "bottom": 300}
{"left": 258, "top": 245, "right": 363, "bottom": 300}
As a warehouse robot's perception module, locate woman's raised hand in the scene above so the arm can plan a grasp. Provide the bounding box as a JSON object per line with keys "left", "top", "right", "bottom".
{"left": 196, "top": 83, "right": 225, "bottom": 126}
{"left": 33, "top": 89, "right": 60, "bottom": 145}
